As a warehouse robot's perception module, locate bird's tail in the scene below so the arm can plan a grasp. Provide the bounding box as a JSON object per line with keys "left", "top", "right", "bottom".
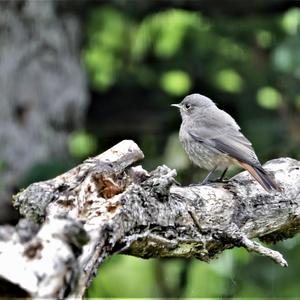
{"left": 238, "top": 162, "right": 281, "bottom": 192}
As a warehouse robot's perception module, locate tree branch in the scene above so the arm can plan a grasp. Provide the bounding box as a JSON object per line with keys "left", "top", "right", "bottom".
{"left": 1, "top": 140, "right": 299, "bottom": 297}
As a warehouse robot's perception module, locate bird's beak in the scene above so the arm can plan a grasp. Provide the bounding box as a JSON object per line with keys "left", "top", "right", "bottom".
{"left": 171, "top": 104, "right": 181, "bottom": 109}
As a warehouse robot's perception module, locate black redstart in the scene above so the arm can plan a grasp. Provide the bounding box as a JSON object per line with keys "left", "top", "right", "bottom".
{"left": 172, "top": 93, "right": 280, "bottom": 192}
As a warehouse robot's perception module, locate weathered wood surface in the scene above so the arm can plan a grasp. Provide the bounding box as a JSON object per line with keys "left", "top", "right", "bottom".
{"left": 1, "top": 140, "right": 299, "bottom": 298}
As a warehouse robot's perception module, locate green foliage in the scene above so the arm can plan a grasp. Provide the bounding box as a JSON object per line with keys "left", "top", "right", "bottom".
{"left": 68, "top": 131, "right": 97, "bottom": 159}
{"left": 281, "top": 8, "right": 300, "bottom": 35}
{"left": 256, "top": 30, "right": 273, "bottom": 48}
{"left": 88, "top": 251, "right": 252, "bottom": 298}
{"left": 214, "top": 69, "right": 244, "bottom": 93}
{"left": 87, "top": 256, "right": 156, "bottom": 298}
{"left": 160, "top": 70, "right": 192, "bottom": 96}
{"left": 185, "top": 261, "right": 227, "bottom": 297}
{"left": 272, "top": 36, "right": 300, "bottom": 77}
{"left": 132, "top": 9, "right": 208, "bottom": 59}
{"left": 256, "top": 86, "right": 282, "bottom": 109}
{"left": 83, "top": 7, "right": 130, "bottom": 90}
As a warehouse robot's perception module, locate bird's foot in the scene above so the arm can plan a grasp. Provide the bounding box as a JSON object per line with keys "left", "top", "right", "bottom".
{"left": 214, "top": 177, "right": 230, "bottom": 183}
{"left": 199, "top": 177, "right": 230, "bottom": 185}
{"left": 189, "top": 178, "right": 230, "bottom": 188}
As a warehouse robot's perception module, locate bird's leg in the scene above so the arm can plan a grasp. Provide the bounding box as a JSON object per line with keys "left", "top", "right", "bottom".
{"left": 217, "top": 167, "right": 228, "bottom": 182}
{"left": 201, "top": 166, "right": 217, "bottom": 185}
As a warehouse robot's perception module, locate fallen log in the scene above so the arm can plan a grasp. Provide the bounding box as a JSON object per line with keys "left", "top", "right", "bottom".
{"left": 0, "top": 140, "right": 299, "bottom": 298}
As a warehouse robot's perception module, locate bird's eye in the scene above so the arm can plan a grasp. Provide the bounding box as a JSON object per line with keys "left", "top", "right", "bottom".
{"left": 185, "top": 103, "right": 191, "bottom": 109}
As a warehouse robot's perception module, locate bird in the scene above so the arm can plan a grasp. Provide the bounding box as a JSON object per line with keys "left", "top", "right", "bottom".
{"left": 171, "top": 93, "right": 280, "bottom": 192}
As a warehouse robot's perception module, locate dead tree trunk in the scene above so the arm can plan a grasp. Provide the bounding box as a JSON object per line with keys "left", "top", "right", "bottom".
{"left": 0, "top": 0, "right": 88, "bottom": 223}
{"left": 0, "top": 140, "right": 299, "bottom": 298}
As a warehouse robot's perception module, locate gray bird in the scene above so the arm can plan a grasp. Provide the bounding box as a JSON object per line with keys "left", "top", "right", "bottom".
{"left": 172, "top": 93, "right": 280, "bottom": 192}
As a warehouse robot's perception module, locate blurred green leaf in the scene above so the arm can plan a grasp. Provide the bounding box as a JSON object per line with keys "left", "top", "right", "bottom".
{"left": 133, "top": 9, "right": 208, "bottom": 59}
{"left": 256, "top": 86, "right": 282, "bottom": 109}
{"left": 272, "top": 36, "right": 300, "bottom": 76}
{"left": 83, "top": 7, "right": 129, "bottom": 91}
{"left": 88, "top": 256, "right": 156, "bottom": 298}
{"left": 184, "top": 259, "right": 226, "bottom": 297}
{"left": 214, "top": 69, "right": 243, "bottom": 93}
{"left": 236, "top": 284, "right": 265, "bottom": 297}
{"left": 160, "top": 70, "right": 192, "bottom": 96}
{"left": 210, "top": 251, "right": 234, "bottom": 278}
{"left": 216, "top": 37, "right": 249, "bottom": 62}
{"left": 256, "top": 30, "right": 273, "bottom": 48}
{"left": 281, "top": 8, "right": 300, "bottom": 35}
{"left": 68, "top": 131, "right": 97, "bottom": 158}
{"left": 84, "top": 48, "right": 121, "bottom": 90}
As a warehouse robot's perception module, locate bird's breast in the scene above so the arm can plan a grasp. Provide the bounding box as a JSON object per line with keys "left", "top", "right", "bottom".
{"left": 179, "top": 127, "right": 236, "bottom": 170}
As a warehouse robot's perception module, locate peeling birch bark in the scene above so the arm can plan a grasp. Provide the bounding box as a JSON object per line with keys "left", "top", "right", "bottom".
{"left": 0, "top": 140, "right": 299, "bottom": 298}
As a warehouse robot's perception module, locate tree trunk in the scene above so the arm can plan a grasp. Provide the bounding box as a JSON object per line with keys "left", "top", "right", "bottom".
{"left": 0, "top": 0, "right": 88, "bottom": 223}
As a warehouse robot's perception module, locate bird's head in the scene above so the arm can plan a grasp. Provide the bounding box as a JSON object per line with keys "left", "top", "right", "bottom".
{"left": 171, "top": 93, "right": 215, "bottom": 120}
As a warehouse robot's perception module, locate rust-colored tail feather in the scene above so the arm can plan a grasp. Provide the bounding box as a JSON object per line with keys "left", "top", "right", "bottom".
{"left": 238, "top": 162, "right": 281, "bottom": 192}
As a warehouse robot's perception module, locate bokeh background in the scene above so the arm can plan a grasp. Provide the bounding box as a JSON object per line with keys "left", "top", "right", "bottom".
{"left": 1, "top": 0, "right": 300, "bottom": 298}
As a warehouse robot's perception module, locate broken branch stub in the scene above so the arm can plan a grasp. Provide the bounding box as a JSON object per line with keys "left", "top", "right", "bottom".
{"left": 5, "top": 140, "right": 300, "bottom": 297}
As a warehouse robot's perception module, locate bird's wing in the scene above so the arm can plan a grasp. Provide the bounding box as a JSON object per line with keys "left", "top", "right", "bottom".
{"left": 188, "top": 109, "right": 260, "bottom": 167}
